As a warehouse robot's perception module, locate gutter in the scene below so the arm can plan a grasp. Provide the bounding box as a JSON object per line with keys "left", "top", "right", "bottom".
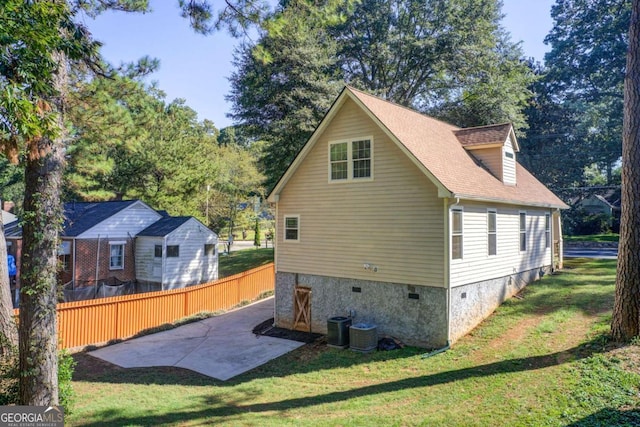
{"left": 450, "top": 193, "right": 568, "bottom": 210}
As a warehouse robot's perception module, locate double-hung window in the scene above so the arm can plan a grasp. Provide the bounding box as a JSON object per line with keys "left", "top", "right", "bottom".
{"left": 109, "top": 242, "right": 125, "bottom": 270}
{"left": 488, "top": 210, "right": 497, "bottom": 256}
{"left": 329, "top": 138, "right": 372, "bottom": 181}
{"left": 451, "top": 209, "right": 463, "bottom": 260}
{"left": 519, "top": 212, "right": 527, "bottom": 252}
{"left": 284, "top": 215, "right": 299, "bottom": 241}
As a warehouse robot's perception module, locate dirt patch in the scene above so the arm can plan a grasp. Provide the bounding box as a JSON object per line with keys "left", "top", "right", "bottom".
{"left": 252, "top": 318, "right": 323, "bottom": 343}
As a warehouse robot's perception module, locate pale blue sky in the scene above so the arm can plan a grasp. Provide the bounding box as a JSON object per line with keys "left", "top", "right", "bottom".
{"left": 82, "top": 0, "right": 556, "bottom": 129}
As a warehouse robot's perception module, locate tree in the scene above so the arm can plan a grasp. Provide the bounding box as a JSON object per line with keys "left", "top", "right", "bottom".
{"left": 0, "top": 0, "right": 274, "bottom": 405}
{"left": 228, "top": 0, "right": 343, "bottom": 189}
{"left": 611, "top": 0, "right": 640, "bottom": 342}
{"left": 543, "top": 0, "right": 631, "bottom": 183}
{"left": 229, "top": 0, "right": 534, "bottom": 188}
{"left": 518, "top": 62, "right": 588, "bottom": 192}
{"left": 253, "top": 217, "right": 261, "bottom": 247}
{"left": 332, "top": 0, "right": 533, "bottom": 129}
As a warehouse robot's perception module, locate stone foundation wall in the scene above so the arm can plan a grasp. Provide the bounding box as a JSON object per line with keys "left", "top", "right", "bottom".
{"left": 449, "top": 266, "right": 552, "bottom": 343}
{"left": 275, "top": 272, "right": 448, "bottom": 348}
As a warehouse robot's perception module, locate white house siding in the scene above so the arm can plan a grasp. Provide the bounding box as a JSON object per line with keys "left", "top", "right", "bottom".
{"left": 162, "top": 219, "right": 218, "bottom": 289}
{"left": 135, "top": 236, "right": 163, "bottom": 283}
{"left": 450, "top": 202, "right": 553, "bottom": 288}
{"left": 503, "top": 136, "right": 517, "bottom": 185}
{"left": 276, "top": 98, "right": 445, "bottom": 287}
{"left": 468, "top": 147, "right": 502, "bottom": 181}
{"left": 77, "top": 202, "right": 161, "bottom": 239}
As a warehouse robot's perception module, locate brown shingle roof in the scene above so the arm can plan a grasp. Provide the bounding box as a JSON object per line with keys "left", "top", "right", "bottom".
{"left": 347, "top": 87, "right": 567, "bottom": 209}
{"left": 454, "top": 123, "right": 515, "bottom": 149}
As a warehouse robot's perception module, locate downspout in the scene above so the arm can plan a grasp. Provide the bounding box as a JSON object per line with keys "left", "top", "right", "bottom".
{"left": 72, "top": 237, "right": 77, "bottom": 289}
{"left": 162, "top": 235, "right": 167, "bottom": 291}
{"left": 128, "top": 232, "right": 135, "bottom": 282}
{"left": 273, "top": 198, "right": 279, "bottom": 322}
{"left": 444, "top": 198, "right": 452, "bottom": 346}
{"left": 95, "top": 234, "right": 101, "bottom": 285}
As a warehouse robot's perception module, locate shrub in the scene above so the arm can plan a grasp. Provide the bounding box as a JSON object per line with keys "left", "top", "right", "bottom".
{"left": 58, "top": 349, "right": 76, "bottom": 413}
{"left": 0, "top": 340, "right": 18, "bottom": 405}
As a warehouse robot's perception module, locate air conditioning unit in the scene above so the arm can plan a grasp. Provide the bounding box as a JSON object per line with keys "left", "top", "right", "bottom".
{"left": 349, "top": 323, "right": 377, "bottom": 353}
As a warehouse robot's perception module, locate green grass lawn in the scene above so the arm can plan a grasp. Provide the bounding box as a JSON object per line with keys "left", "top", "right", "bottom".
{"left": 218, "top": 247, "right": 274, "bottom": 277}
{"left": 67, "top": 259, "right": 640, "bottom": 426}
{"left": 564, "top": 233, "right": 619, "bottom": 243}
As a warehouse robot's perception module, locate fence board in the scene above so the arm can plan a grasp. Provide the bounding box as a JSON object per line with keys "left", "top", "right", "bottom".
{"left": 12, "top": 263, "right": 275, "bottom": 349}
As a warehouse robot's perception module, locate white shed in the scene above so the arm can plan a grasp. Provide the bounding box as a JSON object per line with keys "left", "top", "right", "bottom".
{"left": 135, "top": 216, "right": 218, "bottom": 290}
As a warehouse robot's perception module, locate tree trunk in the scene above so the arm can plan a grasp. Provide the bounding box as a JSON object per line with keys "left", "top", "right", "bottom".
{"left": 611, "top": 0, "right": 640, "bottom": 342}
{"left": 18, "top": 49, "right": 67, "bottom": 406}
{"left": 0, "top": 216, "right": 18, "bottom": 357}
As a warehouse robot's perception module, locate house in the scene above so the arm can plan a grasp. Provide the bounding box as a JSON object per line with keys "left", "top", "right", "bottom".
{"left": 8, "top": 200, "right": 218, "bottom": 301}
{"left": 577, "top": 194, "right": 619, "bottom": 217}
{"left": 135, "top": 216, "right": 219, "bottom": 290}
{"left": 267, "top": 86, "right": 568, "bottom": 348}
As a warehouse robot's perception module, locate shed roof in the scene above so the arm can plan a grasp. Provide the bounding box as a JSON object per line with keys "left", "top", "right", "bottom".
{"left": 137, "top": 216, "right": 192, "bottom": 237}
{"left": 270, "top": 86, "right": 567, "bottom": 209}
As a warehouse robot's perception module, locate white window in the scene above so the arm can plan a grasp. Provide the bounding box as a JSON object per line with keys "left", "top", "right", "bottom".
{"left": 59, "top": 241, "right": 72, "bottom": 272}
{"left": 488, "top": 210, "right": 497, "bottom": 256}
{"left": 451, "top": 209, "right": 463, "bottom": 260}
{"left": 519, "top": 212, "right": 527, "bottom": 252}
{"left": 284, "top": 215, "right": 299, "bottom": 241}
{"left": 545, "top": 213, "right": 551, "bottom": 249}
{"left": 329, "top": 137, "right": 372, "bottom": 181}
{"left": 109, "top": 243, "right": 124, "bottom": 270}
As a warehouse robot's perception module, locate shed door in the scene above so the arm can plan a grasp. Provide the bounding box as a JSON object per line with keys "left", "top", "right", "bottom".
{"left": 293, "top": 286, "right": 312, "bottom": 332}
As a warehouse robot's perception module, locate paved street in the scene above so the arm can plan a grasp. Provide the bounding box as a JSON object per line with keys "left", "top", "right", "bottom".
{"left": 564, "top": 247, "right": 618, "bottom": 259}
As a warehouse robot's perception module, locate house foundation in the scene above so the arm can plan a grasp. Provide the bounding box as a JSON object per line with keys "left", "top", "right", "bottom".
{"left": 448, "top": 266, "right": 552, "bottom": 343}
{"left": 276, "top": 266, "right": 552, "bottom": 348}
{"left": 275, "top": 272, "right": 448, "bottom": 348}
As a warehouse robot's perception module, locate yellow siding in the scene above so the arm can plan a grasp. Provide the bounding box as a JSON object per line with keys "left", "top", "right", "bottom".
{"left": 469, "top": 147, "right": 503, "bottom": 181}
{"left": 276, "top": 99, "right": 445, "bottom": 287}
{"left": 450, "top": 201, "right": 552, "bottom": 287}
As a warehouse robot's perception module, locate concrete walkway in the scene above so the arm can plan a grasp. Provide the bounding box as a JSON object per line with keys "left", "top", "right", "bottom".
{"left": 89, "top": 297, "right": 303, "bottom": 381}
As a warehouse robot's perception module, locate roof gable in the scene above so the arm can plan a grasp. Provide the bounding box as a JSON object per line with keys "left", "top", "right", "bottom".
{"left": 63, "top": 200, "right": 160, "bottom": 237}
{"left": 269, "top": 86, "right": 567, "bottom": 209}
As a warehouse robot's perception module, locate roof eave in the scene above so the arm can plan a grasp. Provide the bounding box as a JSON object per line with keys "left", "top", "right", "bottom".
{"left": 451, "top": 192, "right": 569, "bottom": 210}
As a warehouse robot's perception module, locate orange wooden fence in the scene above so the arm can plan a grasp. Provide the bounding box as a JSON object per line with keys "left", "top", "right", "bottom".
{"left": 13, "top": 263, "right": 275, "bottom": 349}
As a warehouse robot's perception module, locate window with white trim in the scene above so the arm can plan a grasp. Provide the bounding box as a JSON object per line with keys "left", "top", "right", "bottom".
{"left": 284, "top": 216, "right": 299, "bottom": 241}
{"left": 545, "top": 213, "right": 551, "bottom": 249}
{"left": 329, "top": 138, "right": 372, "bottom": 181}
{"left": 58, "top": 241, "right": 71, "bottom": 272}
{"left": 488, "top": 210, "right": 497, "bottom": 256}
{"left": 109, "top": 243, "right": 125, "bottom": 270}
{"left": 519, "top": 212, "right": 527, "bottom": 252}
{"left": 451, "top": 209, "right": 463, "bottom": 260}
{"left": 154, "top": 245, "right": 162, "bottom": 258}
